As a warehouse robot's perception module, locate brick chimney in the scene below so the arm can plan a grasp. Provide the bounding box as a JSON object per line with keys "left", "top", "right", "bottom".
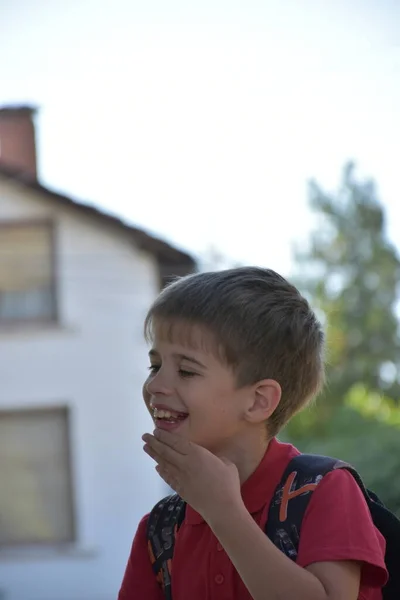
{"left": 0, "top": 105, "right": 38, "bottom": 180}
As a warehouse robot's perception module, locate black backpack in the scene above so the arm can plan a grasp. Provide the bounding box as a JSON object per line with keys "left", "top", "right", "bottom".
{"left": 146, "top": 454, "right": 400, "bottom": 600}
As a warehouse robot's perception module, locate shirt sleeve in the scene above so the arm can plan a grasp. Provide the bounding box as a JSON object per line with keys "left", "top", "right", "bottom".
{"left": 296, "top": 469, "right": 388, "bottom": 590}
{"left": 118, "top": 514, "right": 164, "bottom": 600}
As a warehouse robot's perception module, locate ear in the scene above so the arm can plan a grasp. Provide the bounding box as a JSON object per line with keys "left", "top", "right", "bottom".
{"left": 244, "top": 379, "right": 281, "bottom": 424}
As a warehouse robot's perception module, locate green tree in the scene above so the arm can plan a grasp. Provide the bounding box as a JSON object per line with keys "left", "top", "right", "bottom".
{"left": 294, "top": 162, "right": 400, "bottom": 410}
{"left": 283, "top": 395, "right": 400, "bottom": 515}
{"left": 284, "top": 163, "right": 400, "bottom": 510}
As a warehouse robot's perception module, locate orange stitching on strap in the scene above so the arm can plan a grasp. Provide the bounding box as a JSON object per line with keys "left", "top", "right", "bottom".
{"left": 147, "top": 539, "right": 156, "bottom": 564}
{"left": 279, "top": 471, "right": 318, "bottom": 523}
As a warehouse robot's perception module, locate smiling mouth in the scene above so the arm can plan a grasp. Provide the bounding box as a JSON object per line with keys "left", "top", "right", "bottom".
{"left": 153, "top": 408, "right": 188, "bottom": 422}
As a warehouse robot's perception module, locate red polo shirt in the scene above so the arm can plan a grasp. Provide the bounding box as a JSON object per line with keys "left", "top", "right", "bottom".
{"left": 119, "top": 438, "right": 387, "bottom": 600}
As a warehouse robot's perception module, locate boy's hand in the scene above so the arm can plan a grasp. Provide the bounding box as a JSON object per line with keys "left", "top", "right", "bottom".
{"left": 142, "top": 429, "right": 243, "bottom": 523}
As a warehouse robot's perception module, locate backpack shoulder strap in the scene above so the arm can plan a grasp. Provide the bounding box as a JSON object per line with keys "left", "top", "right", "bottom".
{"left": 265, "top": 453, "right": 350, "bottom": 560}
{"left": 146, "top": 493, "right": 186, "bottom": 600}
{"left": 266, "top": 453, "right": 400, "bottom": 599}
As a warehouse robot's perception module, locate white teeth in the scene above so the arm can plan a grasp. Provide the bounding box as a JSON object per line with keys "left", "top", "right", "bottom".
{"left": 153, "top": 408, "right": 184, "bottom": 420}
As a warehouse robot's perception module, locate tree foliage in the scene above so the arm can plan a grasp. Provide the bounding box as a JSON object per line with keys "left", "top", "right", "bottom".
{"left": 284, "top": 163, "right": 400, "bottom": 510}
{"left": 283, "top": 396, "right": 400, "bottom": 515}
{"left": 295, "top": 162, "right": 400, "bottom": 407}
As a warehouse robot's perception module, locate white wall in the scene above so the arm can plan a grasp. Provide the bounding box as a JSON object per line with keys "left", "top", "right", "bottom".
{"left": 0, "top": 178, "right": 167, "bottom": 600}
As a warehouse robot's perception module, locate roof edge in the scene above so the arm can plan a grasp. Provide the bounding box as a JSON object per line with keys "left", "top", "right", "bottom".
{"left": 0, "top": 166, "right": 196, "bottom": 269}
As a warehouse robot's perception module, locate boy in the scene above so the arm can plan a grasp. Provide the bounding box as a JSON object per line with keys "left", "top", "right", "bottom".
{"left": 119, "top": 267, "right": 387, "bottom": 600}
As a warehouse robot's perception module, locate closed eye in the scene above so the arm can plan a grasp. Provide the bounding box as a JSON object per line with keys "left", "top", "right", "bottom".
{"left": 178, "top": 369, "right": 197, "bottom": 379}
{"left": 148, "top": 365, "right": 196, "bottom": 379}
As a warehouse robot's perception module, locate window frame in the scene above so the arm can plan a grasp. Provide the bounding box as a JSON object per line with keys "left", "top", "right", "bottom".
{"left": 0, "top": 405, "right": 77, "bottom": 548}
{"left": 0, "top": 218, "right": 59, "bottom": 326}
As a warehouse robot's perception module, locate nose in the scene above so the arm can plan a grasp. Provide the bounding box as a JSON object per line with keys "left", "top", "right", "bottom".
{"left": 143, "top": 371, "right": 174, "bottom": 419}
{"left": 145, "top": 371, "right": 174, "bottom": 398}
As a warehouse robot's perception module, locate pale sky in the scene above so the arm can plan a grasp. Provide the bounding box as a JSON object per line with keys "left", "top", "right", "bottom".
{"left": 1, "top": 0, "right": 399, "bottom": 275}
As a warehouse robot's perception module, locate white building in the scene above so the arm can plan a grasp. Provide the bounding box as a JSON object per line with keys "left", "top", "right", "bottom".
{"left": 0, "top": 106, "right": 195, "bottom": 600}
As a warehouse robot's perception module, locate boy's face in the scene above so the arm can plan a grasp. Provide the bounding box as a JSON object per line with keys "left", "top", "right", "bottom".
{"left": 143, "top": 323, "right": 257, "bottom": 454}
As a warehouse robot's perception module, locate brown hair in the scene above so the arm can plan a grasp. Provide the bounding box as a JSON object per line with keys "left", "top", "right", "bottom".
{"left": 144, "top": 267, "right": 325, "bottom": 436}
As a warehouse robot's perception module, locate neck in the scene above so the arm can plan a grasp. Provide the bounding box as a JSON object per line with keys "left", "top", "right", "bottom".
{"left": 216, "top": 429, "right": 271, "bottom": 484}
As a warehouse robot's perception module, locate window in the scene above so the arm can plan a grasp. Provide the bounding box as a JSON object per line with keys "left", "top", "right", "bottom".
{"left": 0, "top": 221, "right": 57, "bottom": 323}
{"left": 0, "top": 407, "right": 75, "bottom": 546}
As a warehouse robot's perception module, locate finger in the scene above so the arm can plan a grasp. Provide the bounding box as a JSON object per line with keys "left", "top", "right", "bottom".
{"left": 220, "top": 457, "right": 234, "bottom": 466}
{"left": 143, "top": 442, "right": 171, "bottom": 467}
{"left": 143, "top": 445, "right": 180, "bottom": 485}
{"left": 156, "top": 465, "right": 180, "bottom": 492}
{"left": 143, "top": 442, "right": 162, "bottom": 463}
{"left": 156, "top": 467, "right": 172, "bottom": 488}
{"left": 143, "top": 440, "right": 183, "bottom": 470}
{"left": 152, "top": 428, "right": 191, "bottom": 455}
{"left": 155, "top": 465, "right": 170, "bottom": 485}
{"left": 142, "top": 434, "right": 186, "bottom": 465}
